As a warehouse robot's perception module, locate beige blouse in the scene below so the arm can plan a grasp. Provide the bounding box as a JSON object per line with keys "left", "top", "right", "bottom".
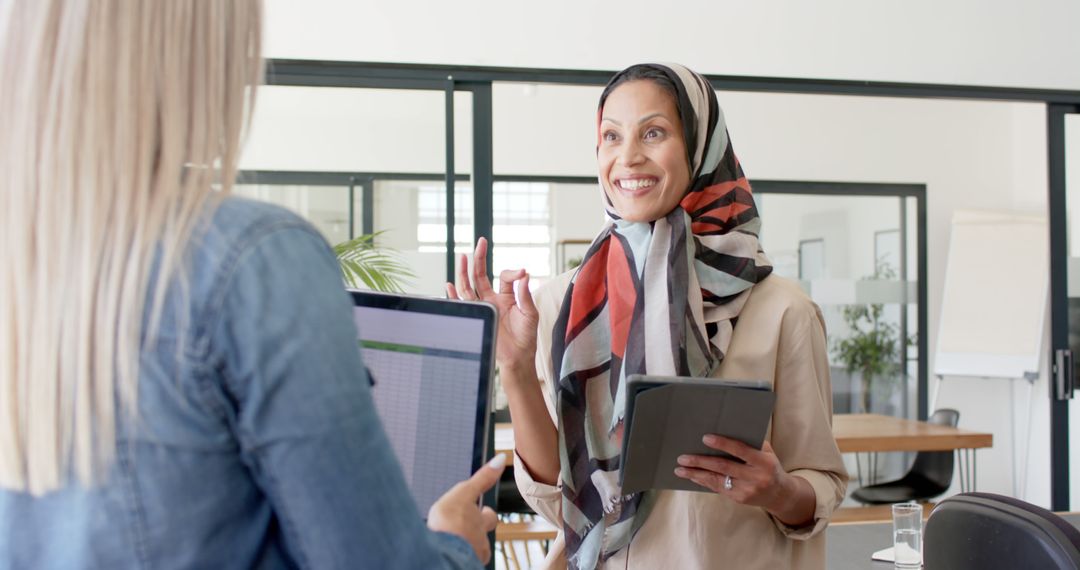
{"left": 513, "top": 272, "right": 847, "bottom": 570}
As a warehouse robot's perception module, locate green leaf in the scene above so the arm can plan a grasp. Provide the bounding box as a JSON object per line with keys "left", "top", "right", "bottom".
{"left": 333, "top": 232, "right": 415, "bottom": 293}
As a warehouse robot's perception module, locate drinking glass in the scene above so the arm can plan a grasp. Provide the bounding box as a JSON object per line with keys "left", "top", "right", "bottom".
{"left": 892, "top": 501, "right": 922, "bottom": 568}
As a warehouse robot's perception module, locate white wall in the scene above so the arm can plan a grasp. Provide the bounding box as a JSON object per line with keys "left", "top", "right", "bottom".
{"left": 265, "top": 0, "right": 1080, "bottom": 90}
{"left": 256, "top": 0, "right": 1079, "bottom": 507}
{"left": 241, "top": 87, "right": 474, "bottom": 173}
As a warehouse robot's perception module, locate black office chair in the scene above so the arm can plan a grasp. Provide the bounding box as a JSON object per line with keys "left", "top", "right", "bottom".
{"left": 851, "top": 408, "right": 959, "bottom": 504}
{"left": 924, "top": 492, "right": 1080, "bottom": 569}
{"left": 491, "top": 407, "right": 553, "bottom": 570}
{"left": 492, "top": 407, "right": 535, "bottom": 515}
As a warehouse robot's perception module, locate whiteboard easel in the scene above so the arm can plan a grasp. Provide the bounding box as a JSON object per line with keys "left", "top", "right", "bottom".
{"left": 933, "top": 210, "right": 1048, "bottom": 498}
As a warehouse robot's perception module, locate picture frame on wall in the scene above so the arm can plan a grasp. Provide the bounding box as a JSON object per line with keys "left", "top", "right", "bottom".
{"left": 798, "top": 238, "right": 825, "bottom": 281}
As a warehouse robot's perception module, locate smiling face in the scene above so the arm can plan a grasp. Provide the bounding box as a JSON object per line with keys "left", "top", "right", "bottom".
{"left": 597, "top": 80, "right": 691, "bottom": 223}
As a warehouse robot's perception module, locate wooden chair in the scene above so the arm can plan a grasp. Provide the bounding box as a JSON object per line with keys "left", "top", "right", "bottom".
{"left": 495, "top": 515, "right": 558, "bottom": 570}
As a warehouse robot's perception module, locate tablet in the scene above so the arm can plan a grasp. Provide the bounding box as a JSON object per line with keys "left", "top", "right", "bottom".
{"left": 349, "top": 290, "right": 497, "bottom": 515}
{"left": 619, "top": 374, "right": 775, "bottom": 495}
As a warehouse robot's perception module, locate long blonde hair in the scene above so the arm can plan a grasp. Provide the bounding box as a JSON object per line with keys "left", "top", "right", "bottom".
{"left": 0, "top": 0, "right": 263, "bottom": 495}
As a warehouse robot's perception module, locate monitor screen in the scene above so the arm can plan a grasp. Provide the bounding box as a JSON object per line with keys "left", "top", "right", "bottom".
{"left": 349, "top": 291, "right": 496, "bottom": 516}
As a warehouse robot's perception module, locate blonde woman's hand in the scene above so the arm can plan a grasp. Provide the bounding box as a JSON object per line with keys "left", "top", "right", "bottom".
{"left": 427, "top": 454, "right": 506, "bottom": 564}
{"left": 446, "top": 237, "right": 539, "bottom": 376}
{"left": 673, "top": 436, "right": 815, "bottom": 527}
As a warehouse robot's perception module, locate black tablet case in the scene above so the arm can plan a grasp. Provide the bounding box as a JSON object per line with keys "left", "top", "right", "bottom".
{"left": 619, "top": 374, "right": 775, "bottom": 494}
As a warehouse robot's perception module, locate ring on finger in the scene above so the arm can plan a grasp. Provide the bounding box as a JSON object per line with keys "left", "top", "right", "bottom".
{"left": 723, "top": 475, "right": 733, "bottom": 491}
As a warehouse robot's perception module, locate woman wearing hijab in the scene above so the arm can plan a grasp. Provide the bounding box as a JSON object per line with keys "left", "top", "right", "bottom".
{"left": 449, "top": 63, "right": 846, "bottom": 569}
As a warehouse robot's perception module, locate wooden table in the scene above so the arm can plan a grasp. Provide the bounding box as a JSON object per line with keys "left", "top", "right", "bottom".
{"left": 496, "top": 414, "right": 992, "bottom": 456}
{"left": 833, "top": 413, "right": 992, "bottom": 491}
{"left": 833, "top": 413, "right": 992, "bottom": 453}
{"left": 495, "top": 414, "right": 993, "bottom": 490}
{"left": 494, "top": 421, "right": 515, "bottom": 465}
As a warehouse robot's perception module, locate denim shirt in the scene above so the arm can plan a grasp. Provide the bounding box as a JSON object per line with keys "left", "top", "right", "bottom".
{"left": 0, "top": 196, "right": 481, "bottom": 570}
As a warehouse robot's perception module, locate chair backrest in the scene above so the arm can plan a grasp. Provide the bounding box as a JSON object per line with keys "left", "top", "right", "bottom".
{"left": 908, "top": 408, "right": 959, "bottom": 489}
{"left": 924, "top": 492, "right": 1080, "bottom": 570}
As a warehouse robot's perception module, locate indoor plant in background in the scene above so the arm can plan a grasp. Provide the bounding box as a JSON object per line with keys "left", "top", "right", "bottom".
{"left": 831, "top": 262, "right": 911, "bottom": 414}
{"left": 334, "top": 232, "right": 415, "bottom": 292}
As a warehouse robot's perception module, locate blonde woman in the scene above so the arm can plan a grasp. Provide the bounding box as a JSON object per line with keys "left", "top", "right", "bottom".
{"left": 0, "top": 1, "right": 499, "bottom": 568}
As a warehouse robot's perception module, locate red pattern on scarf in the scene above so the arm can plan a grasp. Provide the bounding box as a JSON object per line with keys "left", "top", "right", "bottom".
{"left": 567, "top": 239, "right": 611, "bottom": 341}
{"left": 605, "top": 237, "right": 635, "bottom": 360}
{"left": 684, "top": 179, "right": 753, "bottom": 234}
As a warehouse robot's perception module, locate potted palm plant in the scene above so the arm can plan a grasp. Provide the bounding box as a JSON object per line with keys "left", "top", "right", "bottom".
{"left": 333, "top": 232, "right": 414, "bottom": 292}
{"left": 831, "top": 262, "right": 911, "bottom": 414}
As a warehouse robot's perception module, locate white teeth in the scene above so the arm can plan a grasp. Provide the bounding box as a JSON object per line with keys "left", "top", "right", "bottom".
{"left": 618, "top": 178, "right": 656, "bottom": 191}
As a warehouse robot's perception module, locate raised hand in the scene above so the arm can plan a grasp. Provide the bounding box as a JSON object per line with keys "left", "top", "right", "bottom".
{"left": 447, "top": 238, "right": 559, "bottom": 484}
{"left": 445, "top": 237, "right": 539, "bottom": 375}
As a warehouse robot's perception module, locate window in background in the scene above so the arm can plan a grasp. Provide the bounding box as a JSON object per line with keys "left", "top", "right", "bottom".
{"left": 417, "top": 182, "right": 552, "bottom": 278}
{"left": 416, "top": 184, "right": 473, "bottom": 252}
{"left": 492, "top": 182, "right": 552, "bottom": 277}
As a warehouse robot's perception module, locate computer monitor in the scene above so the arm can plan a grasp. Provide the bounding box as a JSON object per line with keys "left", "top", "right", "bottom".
{"left": 349, "top": 290, "right": 497, "bottom": 516}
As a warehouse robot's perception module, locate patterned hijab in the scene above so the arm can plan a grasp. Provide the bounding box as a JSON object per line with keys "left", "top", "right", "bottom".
{"left": 551, "top": 63, "right": 772, "bottom": 569}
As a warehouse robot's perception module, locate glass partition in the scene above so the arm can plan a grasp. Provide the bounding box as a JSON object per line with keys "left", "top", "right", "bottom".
{"left": 235, "top": 80, "right": 929, "bottom": 425}
{"left": 373, "top": 179, "right": 472, "bottom": 297}
{"left": 232, "top": 184, "right": 354, "bottom": 246}
{"left": 237, "top": 85, "right": 473, "bottom": 295}
{"left": 1063, "top": 114, "right": 1080, "bottom": 509}
{"left": 492, "top": 83, "right": 600, "bottom": 177}
{"left": 241, "top": 85, "right": 472, "bottom": 173}
{"left": 758, "top": 191, "right": 921, "bottom": 420}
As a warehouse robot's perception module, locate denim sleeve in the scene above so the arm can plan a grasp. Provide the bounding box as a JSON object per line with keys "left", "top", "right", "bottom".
{"left": 207, "top": 220, "right": 482, "bottom": 570}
